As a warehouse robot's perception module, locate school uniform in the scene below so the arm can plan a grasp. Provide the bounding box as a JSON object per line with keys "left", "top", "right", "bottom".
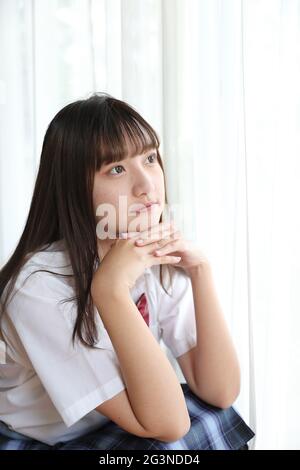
{"left": 0, "top": 239, "right": 255, "bottom": 449}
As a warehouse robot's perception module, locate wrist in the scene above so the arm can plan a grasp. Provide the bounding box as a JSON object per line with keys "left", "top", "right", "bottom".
{"left": 91, "top": 279, "right": 130, "bottom": 305}
{"left": 185, "top": 262, "right": 212, "bottom": 279}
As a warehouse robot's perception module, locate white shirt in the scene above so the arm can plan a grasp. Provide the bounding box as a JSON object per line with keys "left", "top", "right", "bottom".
{"left": 0, "top": 239, "right": 197, "bottom": 445}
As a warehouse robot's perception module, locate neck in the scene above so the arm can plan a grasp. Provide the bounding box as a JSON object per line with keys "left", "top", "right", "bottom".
{"left": 97, "top": 238, "right": 116, "bottom": 261}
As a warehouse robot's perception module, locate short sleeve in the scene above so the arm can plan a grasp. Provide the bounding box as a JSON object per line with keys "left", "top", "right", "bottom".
{"left": 5, "top": 270, "right": 126, "bottom": 428}
{"left": 156, "top": 267, "right": 197, "bottom": 359}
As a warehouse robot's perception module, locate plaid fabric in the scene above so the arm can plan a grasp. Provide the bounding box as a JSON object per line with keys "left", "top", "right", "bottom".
{"left": 0, "top": 383, "right": 255, "bottom": 450}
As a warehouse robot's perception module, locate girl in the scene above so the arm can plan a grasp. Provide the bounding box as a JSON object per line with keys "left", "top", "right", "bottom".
{"left": 0, "top": 92, "right": 254, "bottom": 450}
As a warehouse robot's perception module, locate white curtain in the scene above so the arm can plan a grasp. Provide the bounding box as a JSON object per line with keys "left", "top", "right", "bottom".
{"left": 1, "top": 0, "right": 300, "bottom": 450}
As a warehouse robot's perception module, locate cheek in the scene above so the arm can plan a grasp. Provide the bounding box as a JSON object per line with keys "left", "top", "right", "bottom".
{"left": 93, "top": 187, "right": 105, "bottom": 213}
{"left": 157, "top": 170, "right": 165, "bottom": 195}
{"left": 93, "top": 186, "right": 122, "bottom": 217}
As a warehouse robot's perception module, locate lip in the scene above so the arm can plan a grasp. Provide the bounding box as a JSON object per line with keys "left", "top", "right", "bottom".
{"left": 135, "top": 201, "right": 159, "bottom": 213}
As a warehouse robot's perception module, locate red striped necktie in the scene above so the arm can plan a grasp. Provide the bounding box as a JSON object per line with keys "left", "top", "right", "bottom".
{"left": 135, "top": 293, "right": 149, "bottom": 326}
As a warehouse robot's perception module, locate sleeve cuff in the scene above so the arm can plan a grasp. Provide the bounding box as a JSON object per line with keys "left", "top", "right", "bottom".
{"left": 61, "top": 375, "right": 126, "bottom": 427}
{"left": 169, "top": 335, "right": 197, "bottom": 359}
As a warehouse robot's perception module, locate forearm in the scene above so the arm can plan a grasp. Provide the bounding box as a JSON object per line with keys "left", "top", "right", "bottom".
{"left": 93, "top": 287, "right": 190, "bottom": 436}
{"left": 187, "top": 264, "right": 241, "bottom": 408}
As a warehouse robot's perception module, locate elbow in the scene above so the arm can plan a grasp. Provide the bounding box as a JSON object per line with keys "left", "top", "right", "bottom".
{"left": 199, "top": 380, "right": 241, "bottom": 410}
{"left": 217, "top": 385, "right": 241, "bottom": 409}
{"left": 152, "top": 415, "right": 191, "bottom": 443}
{"left": 218, "top": 369, "right": 241, "bottom": 409}
{"left": 194, "top": 379, "right": 241, "bottom": 410}
{"left": 155, "top": 419, "right": 191, "bottom": 443}
{"left": 217, "top": 397, "right": 236, "bottom": 410}
{"left": 172, "top": 417, "right": 191, "bottom": 441}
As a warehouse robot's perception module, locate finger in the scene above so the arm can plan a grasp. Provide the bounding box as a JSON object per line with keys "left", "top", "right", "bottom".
{"left": 131, "top": 224, "right": 177, "bottom": 244}
{"left": 152, "top": 238, "right": 181, "bottom": 256}
{"left": 151, "top": 255, "right": 181, "bottom": 266}
{"left": 120, "top": 221, "right": 174, "bottom": 239}
{"left": 136, "top": 230, "right": 181, "bottom": 248}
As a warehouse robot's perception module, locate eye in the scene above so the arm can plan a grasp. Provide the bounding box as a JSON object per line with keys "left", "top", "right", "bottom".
{"left": 109, "top": 165, "right": 124, "bottom": 175}
{"left": 146, "top": 153, "right": 157, "bottom": 164}
{"left": 108, "top": 153, "right": 157, "bottom": 176}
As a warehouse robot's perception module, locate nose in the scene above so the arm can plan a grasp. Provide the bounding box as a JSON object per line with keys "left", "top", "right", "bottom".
{"left": 132, "top": 167, "right": 156, "bottom": 198}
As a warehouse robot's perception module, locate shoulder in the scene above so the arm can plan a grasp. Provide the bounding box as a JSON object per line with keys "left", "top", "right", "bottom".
{"left": 1, "top": 241, "right": 75, "bottom": 363}
{"left": 23, "top": 239, "right": 72, "bottom": 275}
{"left": 5, "top": 240, "right": 74, "bottom": 319}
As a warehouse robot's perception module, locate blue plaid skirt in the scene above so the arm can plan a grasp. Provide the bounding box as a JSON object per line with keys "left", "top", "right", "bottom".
{"left": 0, "top": 384, "right": 255, "bottom": 450}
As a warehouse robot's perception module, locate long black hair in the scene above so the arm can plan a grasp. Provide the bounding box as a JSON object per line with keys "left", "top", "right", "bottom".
{"left": 0, "top": 92, "right": 174, "bottom": 348}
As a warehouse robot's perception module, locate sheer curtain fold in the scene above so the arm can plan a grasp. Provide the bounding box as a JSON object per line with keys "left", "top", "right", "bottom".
{"left": 0, "top": 0, "right": 299, "bottom": 449}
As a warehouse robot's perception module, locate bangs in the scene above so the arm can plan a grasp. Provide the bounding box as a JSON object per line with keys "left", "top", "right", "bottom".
{"left": 94, "top": 107, "right": 160, "bottom": 170}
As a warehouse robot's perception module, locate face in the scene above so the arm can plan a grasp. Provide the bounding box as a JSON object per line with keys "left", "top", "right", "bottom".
{"left": 92, "top": 144, "right": 165, "bottom": 252}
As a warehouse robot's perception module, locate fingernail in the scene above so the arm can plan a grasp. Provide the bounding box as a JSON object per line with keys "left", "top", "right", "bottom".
{"left": 136, "top": 239, "right": 144, "bottom": 244}
{"left": 120, "top": 233, "right": 128, "bottom": 239}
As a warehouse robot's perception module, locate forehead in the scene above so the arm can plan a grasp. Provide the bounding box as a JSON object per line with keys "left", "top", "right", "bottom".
{"left": 96, "top": 122, "right": 159, "bottom": 171}
{"left": 105, "top": 135, "right": 157, "bottom": 163}
{"left": 122, "top": 130, "right": 156, "bottom": 157}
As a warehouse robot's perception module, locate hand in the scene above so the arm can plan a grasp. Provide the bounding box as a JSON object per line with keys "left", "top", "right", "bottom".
{"left": 91, "top": 221, "right": 182, "bottom": 299}
{"left": 123, "top": 221, "right": 210, "bottom": 276}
